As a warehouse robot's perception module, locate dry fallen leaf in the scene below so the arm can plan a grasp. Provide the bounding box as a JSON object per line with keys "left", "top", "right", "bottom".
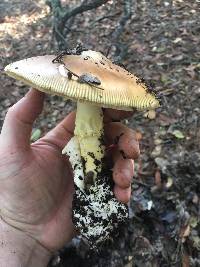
{"left": 182, "top": 251, "right": 190, "bottom": 267}
{"left": 180, "top": 224, "right": 190, "bottom": 243}
{"left": 165, "top": 177, "right": 173, "bottom": 188}
{"left": 155, "top": 169, "right": 162, "bottom": 187}
{"left": 135, "top": 131, "right": 143, "bottom": 141}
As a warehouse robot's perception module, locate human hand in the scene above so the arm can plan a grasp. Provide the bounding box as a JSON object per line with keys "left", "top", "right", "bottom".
{"left": 0, "top": 89, "right": 139, "bottom": 255}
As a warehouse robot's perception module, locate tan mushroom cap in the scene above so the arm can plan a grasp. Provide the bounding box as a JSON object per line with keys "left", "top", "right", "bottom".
{"left": 4, "top": 50, "right": 160, "bottom": 111}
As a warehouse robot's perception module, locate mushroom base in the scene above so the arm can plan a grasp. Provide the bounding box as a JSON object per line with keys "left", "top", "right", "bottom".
{"left": 63, "top": 102, "right": 128, "bottom": 247}
{"left": 72, "top": 169, "right": 128, "bottom": 247}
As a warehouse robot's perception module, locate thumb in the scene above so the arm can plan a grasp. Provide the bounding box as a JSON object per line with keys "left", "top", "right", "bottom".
{"left": 0, "top": 89, "right": 45, "bottom": 149}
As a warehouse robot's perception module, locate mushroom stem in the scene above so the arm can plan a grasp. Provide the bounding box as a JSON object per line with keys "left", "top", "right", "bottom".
{"left": 74, "top": 101, "right": 105, "bottom": 185}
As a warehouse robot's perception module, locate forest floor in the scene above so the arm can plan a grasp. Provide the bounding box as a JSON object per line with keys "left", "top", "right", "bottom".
{"left": 0, "top": 1, "right": 199, "bottom": 266}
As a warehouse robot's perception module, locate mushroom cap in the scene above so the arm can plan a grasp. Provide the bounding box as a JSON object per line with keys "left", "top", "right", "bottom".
{"left": 4, "top": 50, "right": 160, "bottom": 111}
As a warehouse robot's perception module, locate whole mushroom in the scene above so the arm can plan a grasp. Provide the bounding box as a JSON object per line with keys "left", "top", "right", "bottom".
{"left": 4, "top": 45, "right": 160, "bottom": 246}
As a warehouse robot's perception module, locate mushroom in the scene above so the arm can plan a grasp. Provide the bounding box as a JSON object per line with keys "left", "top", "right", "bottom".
{"left": 4, "top": 45, "right": 160, "bottom": 246}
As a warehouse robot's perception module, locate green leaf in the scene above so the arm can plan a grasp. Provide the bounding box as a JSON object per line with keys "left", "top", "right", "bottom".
{"left": 153, "top": 46, "right": 166, "bottom": 53}
{"left": 31, "top": 129, "right": 42, "bottom": 142}
{"left": 172, "top": 130, "right": 185, "bottom": 139}
{"left": 190, "top": 216, "right": 198, "bottom": 228}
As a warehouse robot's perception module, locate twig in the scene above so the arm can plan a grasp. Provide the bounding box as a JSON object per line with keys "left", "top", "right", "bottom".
{"left": 61, "top": 0, "right": 109, "bottom": 27}
{"left": 92, "top": 11, "right": 121, "bottom": 25}
{"left": 47, "top": 0, "right": 109, "bottom": 49}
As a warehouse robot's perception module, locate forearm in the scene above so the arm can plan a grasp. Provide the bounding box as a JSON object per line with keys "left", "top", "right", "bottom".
{"left": 0, "top": 219, "right": 52, "bottom": 267}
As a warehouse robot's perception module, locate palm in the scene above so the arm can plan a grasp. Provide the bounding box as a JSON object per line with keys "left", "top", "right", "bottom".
{"left": 0, "top": 138, "right": 75, "bottom": 250}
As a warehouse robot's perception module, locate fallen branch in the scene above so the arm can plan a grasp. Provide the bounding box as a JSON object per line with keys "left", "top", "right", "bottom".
{"left": 61, "top": 0, "right": 109, "bottom": 27}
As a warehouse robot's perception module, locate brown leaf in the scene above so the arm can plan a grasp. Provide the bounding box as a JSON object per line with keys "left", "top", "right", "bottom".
{"left": 158, "top": 114, "right": 177, "bottom": 126}
{"left": 135, "top": 131, "right": 143, "bottom": 141}
{"left": 180, "top": 224, "right": 190, "bottom": 243}
{"left": 182, "top": 251, "right": 190, "bottom": 267}
{"left": 184, "top": 65, "right": 196, "bottom": 79}
{"left": 155, "top": 169, "right": 162, "bottom": 187}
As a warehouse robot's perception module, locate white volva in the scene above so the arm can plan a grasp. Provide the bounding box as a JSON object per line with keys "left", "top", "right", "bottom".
{"left": 62, "top": 136, "right": 85, "bottom": 190}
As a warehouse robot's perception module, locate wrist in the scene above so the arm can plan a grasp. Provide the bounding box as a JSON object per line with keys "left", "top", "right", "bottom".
{"left": 0, "top": 218, "right": 52, "bottom": 267}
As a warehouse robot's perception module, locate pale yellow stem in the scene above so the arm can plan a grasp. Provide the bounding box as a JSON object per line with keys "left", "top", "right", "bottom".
{"left": 74, "top": 101, "right": 104, "bottom": 183}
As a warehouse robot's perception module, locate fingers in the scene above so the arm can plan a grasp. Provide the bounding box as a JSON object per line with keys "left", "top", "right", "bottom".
{"left": 114, "top": 186, "right": 132, "bottom": 204}
{"left": 40, "top": 111, "right": 76, "bottom": 150}
{"left": 1, "top": 89, "right": 45, "bottom": 149}
{"left": 113, "top": 151, "right": 134, "bottom": 188}
{"left": 104, "top": 122, "right": 140, "bottom": 159}
{"left": 112, "top": 150, "right": 134, "bottom": 203}
{"left": 105, "top": 122, "right": 140, "bottom": 204}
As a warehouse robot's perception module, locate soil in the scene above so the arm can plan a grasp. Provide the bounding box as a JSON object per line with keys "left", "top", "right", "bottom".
{"left": 0, "top": 1, "right": 199, "bottom": 266}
